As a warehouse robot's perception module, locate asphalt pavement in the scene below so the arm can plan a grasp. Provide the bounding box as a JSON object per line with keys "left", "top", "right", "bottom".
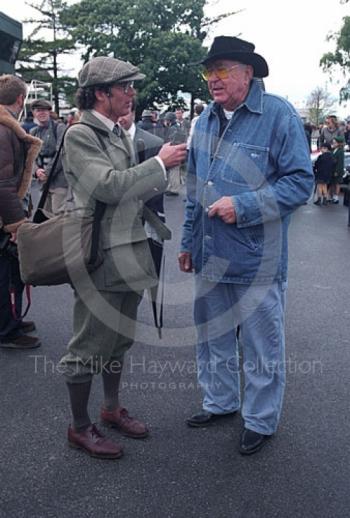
{"left": 1, "top": 187, "right": 349, "bottom": 518}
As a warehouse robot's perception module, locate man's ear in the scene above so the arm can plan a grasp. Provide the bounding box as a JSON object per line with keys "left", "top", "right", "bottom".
{"left": 95, "top": 89, "right": 108, "bottom": 102}
{"left": 17, "top": 93, "right": 25, "bottom": 109}
{"left": 246, "top": 65, "right": 254, "bottom": 81}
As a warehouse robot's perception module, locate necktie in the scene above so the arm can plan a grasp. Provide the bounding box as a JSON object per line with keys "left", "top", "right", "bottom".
{"left": 113, "top": 124, "right": 121, "bottom": 137}
{"left": 113, "top": 124, "right": 136, "bottom": 164}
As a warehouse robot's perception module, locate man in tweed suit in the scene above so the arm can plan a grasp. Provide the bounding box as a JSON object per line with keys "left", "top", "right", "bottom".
{"left": 59, "top": 56, "right": 186, "bottom": 459}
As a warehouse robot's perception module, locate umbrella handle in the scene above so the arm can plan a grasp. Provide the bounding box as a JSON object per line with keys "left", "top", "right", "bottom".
{"left": 150, "top": 249, "right": 166, "bottom": 338}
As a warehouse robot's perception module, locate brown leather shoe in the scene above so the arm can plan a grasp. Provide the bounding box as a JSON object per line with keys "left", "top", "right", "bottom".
{"left": 0, "top": 334, "right": 41, "bottom": 349}
{"left": 101, "top": 406, "right": 149, "bottom": 439}
{"left": 68, "top": 424, "right": 123, "bottom": 459}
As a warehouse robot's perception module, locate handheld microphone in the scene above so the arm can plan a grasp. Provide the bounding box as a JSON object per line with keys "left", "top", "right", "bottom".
{"left": 171, "top": 128, "right": 186, "bottom": 145}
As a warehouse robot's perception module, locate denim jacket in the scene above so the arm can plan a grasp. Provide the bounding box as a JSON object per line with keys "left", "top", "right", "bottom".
{"left": 181, "top": 79, "right": 314, "bottom": 284}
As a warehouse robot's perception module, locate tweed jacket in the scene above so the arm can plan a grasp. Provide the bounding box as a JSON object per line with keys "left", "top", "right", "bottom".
{"left": 0, "top": 105, "right": 42, "bottom": 232}
{"left": 62, "top": 110, "right": 167, "bottom": 291}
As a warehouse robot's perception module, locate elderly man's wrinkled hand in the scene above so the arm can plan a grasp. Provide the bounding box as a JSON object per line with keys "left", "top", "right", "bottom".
{"left": 178, "top": 252, "right": 193, "bottom": 273}
{"left": 208, "top": 196, "right": 236, "bottom": 224}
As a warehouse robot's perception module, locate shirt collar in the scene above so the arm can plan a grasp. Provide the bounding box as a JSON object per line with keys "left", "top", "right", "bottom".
{"left": 91, "top": 109, "right": 115, "bottom": 132}
{"left": 127, "top": 122, "right": 136, "bottom": 140}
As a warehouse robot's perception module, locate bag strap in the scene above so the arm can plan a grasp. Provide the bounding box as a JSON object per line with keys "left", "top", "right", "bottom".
{"left": 37, "top": 125, "right": 69, "bottom": 210}
{"left": 69, "top": 122, "right": 108, "bottom": 265}
{"left": 10, "top": 284, "right": 31, "bottom": 320}
{"left": 35, "top": 122, "right": 108, "bottom": 263}
{"left": 38, "top": 122, "right": 108, "bottom": 208}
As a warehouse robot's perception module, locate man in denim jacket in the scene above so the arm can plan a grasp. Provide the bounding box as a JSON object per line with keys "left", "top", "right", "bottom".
{"left": 179, "top": 36, "right": 313, "bottom": 455}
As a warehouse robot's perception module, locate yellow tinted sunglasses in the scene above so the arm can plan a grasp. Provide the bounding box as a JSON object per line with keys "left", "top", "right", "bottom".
{"left": 201, "top": 64, "right": 240, "bottom": 81}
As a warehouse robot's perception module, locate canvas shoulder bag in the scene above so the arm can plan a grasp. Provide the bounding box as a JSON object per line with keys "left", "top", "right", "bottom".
{"left": 17, "top": 122, "right": 107, "bottom": 286}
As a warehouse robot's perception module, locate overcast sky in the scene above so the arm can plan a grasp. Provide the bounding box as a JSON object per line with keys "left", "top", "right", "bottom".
{"left": 1, "top": 0, "right": 349, "bottom": 116}
{"left": 207, "top": 0, "right": 349, "bottom": 115}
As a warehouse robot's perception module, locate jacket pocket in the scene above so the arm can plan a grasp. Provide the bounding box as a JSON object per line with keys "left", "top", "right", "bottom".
{"left": 102, "top": 241, "right": 157, "bottom": 291}
{"left": 220, "top": 143, "right": 269, "bottom": 190}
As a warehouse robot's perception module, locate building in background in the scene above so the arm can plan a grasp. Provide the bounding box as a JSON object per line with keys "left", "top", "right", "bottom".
{"left": 0, "top": 12, "right": 22, "bottom": 75}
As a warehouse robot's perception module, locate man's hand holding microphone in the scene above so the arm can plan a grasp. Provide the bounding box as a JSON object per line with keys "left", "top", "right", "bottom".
{"left": 158, "top": 142, "right": 187, "bottom": 169}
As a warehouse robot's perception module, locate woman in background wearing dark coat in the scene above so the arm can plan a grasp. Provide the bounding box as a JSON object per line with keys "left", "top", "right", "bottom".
{"left": 313, "top": 143, "right": 335, "bottom": 205}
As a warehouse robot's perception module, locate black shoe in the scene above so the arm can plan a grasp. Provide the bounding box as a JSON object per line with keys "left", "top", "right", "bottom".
{"left": 186, "top": 410, "right": 236, "bottom": 428}
{"left": 239, "top": 428, "right": 271, "bottom": 455}
{"left": 313, "top": 198, "right": 321, "bottom": 205}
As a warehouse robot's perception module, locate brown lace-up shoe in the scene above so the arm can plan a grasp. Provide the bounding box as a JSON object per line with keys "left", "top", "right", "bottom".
{"left": 0, "top": 334, "right": 41, "bottom": 349}
{"left": 68, "top": 424, "right": 123, "bottom": 459}
{"left": 101, "top": 406, "right": 149, "bottom": 439}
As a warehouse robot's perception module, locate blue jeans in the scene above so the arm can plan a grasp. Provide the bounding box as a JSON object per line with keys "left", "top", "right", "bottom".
{"left": 194, "top": 276, "right": 287, "bottom": 435}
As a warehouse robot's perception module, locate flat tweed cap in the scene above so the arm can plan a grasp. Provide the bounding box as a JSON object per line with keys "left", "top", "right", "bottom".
{"left": 31, "top": 99, "right": 52, "bottom": 110}
{"left": 78, "top": 56, "right": 145, "bottom": 87}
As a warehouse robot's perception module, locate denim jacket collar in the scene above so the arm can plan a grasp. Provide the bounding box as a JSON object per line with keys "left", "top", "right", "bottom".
{"left": 209, "top": 78, "right": 264, "bottom": 119}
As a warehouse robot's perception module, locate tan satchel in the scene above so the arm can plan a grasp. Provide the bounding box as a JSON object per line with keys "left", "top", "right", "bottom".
{"left": 17, "top": 122, "right": 106, "bottom": 286}
{"left": 17, "top": 206, "right": 105, "bottom": 286}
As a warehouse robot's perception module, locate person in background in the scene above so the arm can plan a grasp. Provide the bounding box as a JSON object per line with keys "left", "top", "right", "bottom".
{"left": 303, "top": 121, "right": 313, "bottom": 152}
{"left": 119, "top": 98, "right": 165, "bottom": 228}
{"left": 329, "top": 135, "right": 345, "bottom": 204}
{"left": 119, "top": 99, "right": 167, "bottom": 333}
{"left": 162, "top": 112, "right": 185, "bottom": 196}
{"left": 313, "top": 143, "right": 335, "bottom": 205}
{"left": 66, "top": 109, "right": 80, "bottom": 126}
{"left": 316, "top": 122, "right": 324, "bottom": 150}
{"left": 159, "top": 111, "right": 176, "bottom": 142}
{"left": 179, "top": 36, "right": 313, "bottom": 455}
{"left": 0, "top": 75, "right": 42, "bottom": 350}
{"left": 187, "top": 103, "right": 205, "bottom": 150}
{"left": 344, "top": 119, "right": 350, "bottom": 149}
{"left": 319, "top": 115, "right": 342, "bottom": 147}
{"left": 137, "top": 109, "right": 157, "bottom": 135}
{"left": 151, "top": 110, "right": 164, "bottom": 139}
{"left": 30, "top": 99, "right": 68, "bottom": 214}
{"left": 175, "top": 107, "right": 191, "bottom": 137}
{"left": 21, "top": 111, "right": 37, "bottom": 134}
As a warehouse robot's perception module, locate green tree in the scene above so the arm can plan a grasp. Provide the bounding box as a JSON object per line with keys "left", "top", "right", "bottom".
{"left": 320, "top": 11, "right": 350, "bottom": 102}
{"left": 16, "top": 0, "right": 76, "bottom": 113}
{"left": 60, "top": 0, "right": 238, "bottom": 116}
{"left": 306, "top": 86, "right": 336, "bottom": 126}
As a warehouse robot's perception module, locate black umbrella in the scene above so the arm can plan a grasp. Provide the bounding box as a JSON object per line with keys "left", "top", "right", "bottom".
{"left": 147, "top": 238, "right": 165, "bottom": 338}
{"left": 137, "top": 138, "right": 169, "bottom": 338}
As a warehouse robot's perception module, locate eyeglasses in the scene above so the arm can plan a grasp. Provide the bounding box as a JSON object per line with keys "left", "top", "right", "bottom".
{"left": 115, "top": 81, "right": 135, "bottom": 94}
{"left": 201, "top": 64, "right": 240, "bottom": 81}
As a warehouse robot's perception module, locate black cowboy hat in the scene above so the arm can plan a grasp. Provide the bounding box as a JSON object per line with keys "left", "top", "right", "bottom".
{"left": 199, "top": 36, "right": 269, "bottom": 78}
